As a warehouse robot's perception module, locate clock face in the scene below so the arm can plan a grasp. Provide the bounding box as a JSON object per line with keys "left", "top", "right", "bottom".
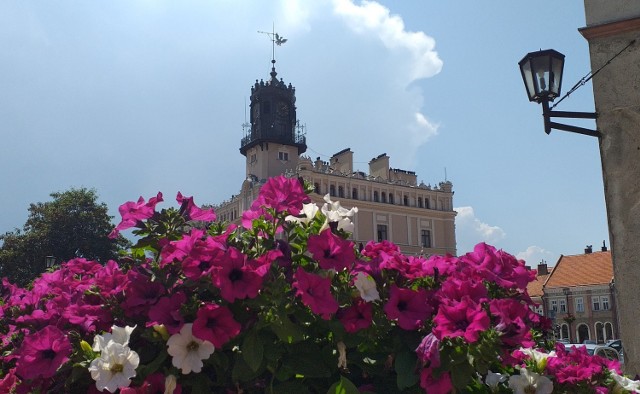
{"left": 277, "top": 102, "right": 290, "bottom": 117}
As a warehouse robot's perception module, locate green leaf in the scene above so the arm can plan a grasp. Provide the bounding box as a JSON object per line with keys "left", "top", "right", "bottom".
{"left": 270, "top": 315, "right": 305, "bottom": 343}
{"left": 280, "top": 352, "right": 331, "bottom": 378}
{"left": 242, "top": 333, "right": 264, "bottom": 372}
{"left": 326, "top": 376, "right": 360, "bottom": 394}
{"left": 395, "top": 351, "right": 419, "bottom": 389}
{"left": 450, "top": 360, "right": 475, "bottom": 391}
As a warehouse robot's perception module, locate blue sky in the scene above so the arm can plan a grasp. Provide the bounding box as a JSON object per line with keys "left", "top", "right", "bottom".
{"left": 0, "top": 1, "right": 607, "bottom": 266}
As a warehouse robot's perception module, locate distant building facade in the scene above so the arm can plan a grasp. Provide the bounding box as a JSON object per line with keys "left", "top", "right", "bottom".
{"left": 215, "top": 60, "right": 457, "bottom": 256}
{"left": 540, "top": 245, "right": 617, "bottom": 344}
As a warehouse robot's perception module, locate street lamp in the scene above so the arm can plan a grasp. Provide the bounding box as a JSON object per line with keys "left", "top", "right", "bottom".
{"left": 519, "top": 49, "right": 600, "bottom": 137}
{"left": 45, "top": 255, "right": 56, "bottom": 269}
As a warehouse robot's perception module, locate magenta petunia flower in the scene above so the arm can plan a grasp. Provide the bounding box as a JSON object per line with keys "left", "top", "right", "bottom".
{"left": 15, "top": 325, "right": 72, "bottom": 380}
{"left": 307, "top": 228, "right": 355, "bottom": 271}
{"left": 176, "top": 192, "right": 216, "bottom": 222}
{"left": 338, "top": 298, "right": 373, "bottom": 333}
{"left": 121, "top": 270, "right": 166, "bottom": 317}
{"left": 420, "top": 369, "right": 453, "bottom": 394}
{"left": 416, "top": 333, "right": 441, "bottom": 368}
{"left": 383, "top": 285, "right": 432, "bottom": 330}
{"left": 192, "top": 303, "right": 241, "bottom": 348}
{"left": 109, "top": 192, "right": 163, "bottom": 238}
{"left": 252, "top": 175, "right": 310, "bottom": 215}
{"left": 147, "top": 292, "right": 186, "bottom": 334}
{"left": 432, "top": 298, "right": 490, "bottom": 343}
{"left": 292, "top": 267, "right": 339, "bottom": 319}
{"left": 211, "top": 247, "right": 264, "bottom": 302}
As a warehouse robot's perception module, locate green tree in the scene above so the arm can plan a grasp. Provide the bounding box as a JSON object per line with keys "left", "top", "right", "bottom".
{"left": 0, "top": 188, "right": 129, "bottom": 285}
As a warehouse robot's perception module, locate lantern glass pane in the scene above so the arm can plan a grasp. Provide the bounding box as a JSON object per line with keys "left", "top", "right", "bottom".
{"left": 531, "top": 55, "right": 551, "bottom": 98}
{"left": 550, "top": 56, "right": 564, "bottom": 98}
{"left": 520, "top": 60, "right": 536, "bottom": 101}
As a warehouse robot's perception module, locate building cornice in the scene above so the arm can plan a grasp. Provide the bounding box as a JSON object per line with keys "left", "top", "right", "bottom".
{"left": 580, "top": 16, "right": 640, "bottom": 40}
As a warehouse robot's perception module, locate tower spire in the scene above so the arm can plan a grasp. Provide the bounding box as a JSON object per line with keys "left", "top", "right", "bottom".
{"left": 258, "top": 24, "right": 287, "bottom": 74}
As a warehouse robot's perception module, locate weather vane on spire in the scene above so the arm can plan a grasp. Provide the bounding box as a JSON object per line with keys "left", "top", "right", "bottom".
{"left": 258, "top": 24, "right": 287, "bottom": 64}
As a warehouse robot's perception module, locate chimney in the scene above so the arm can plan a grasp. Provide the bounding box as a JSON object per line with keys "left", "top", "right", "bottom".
{"left": 585, "top": 245, "right": 593, "bottom": 254}
{"left": 537, "top": 261, "right": 549, "bottom": 276}
{"left": 601, "top": 240, "right": 608, "bottom": 252}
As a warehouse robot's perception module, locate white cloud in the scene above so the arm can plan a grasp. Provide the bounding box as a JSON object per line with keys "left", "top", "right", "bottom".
{"left": 331, "top": 0, "right": 442, "bottom": 84}
{"left": 516, "top": 245, "right": 555, "bottom": 267}
{"left": 410, "top": 111, "right": 439, "bottom": 146}
{"left": 454, "top": 206, "right": 506, "bottom": 254}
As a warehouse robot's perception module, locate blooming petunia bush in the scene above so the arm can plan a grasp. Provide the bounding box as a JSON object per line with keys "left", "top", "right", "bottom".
{"left": 1, "top": 175, "right": 639, "bottom": 393}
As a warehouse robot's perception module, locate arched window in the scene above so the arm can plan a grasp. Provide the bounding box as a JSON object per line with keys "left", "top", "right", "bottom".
{"left": 577, "top": 323, "right": 590, "bottom": 344}
{"left": 330, "top": 185, "right": 336, "bottom": 197}
{"left": 338, "top": 186, "right": 344, "bottom": 198}
{"left": 425, "top": 198, "right": 430, "bottom": 209}
{"left": 595, "top": 322, "right": 604, "bottom": 343}
{"left": 403, "top": 195, "right": 409, "bottom": 206}
{"left": 605, "top": 322, "right": 614, "bottom": 341}
{"left": 561, "top": 324, "right": 569, "bottom": 340}
{"left": 373, "top": 191, "right": 379, "bottom": 202}
{"left": 314, "top": 183, "right": 321, "bottom": 194}
{"left": 418, "top": 197, "right": 423, "bottom": 208}
{"left": 381, "top": 192, "right": 387, "bottom": 203}
{"left": 352, "top": 188, "right": 358, "bottom": 200}
{"left": 389, "top": 193, "right": 394, "bottom": 204}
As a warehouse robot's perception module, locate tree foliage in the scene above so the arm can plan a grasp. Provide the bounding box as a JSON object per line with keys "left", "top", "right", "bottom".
{"left": 0, "top": 188, "right": 129, "bottom": 285}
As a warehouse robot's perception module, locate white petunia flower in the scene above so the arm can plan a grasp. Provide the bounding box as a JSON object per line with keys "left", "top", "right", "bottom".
{"left": 167, "top": 323, "right": 215, "bottom": 374}
{"left": 337, "top": 341, "right": 347, "bottom": 369}
{"left": 320, "top": 194, "right": 358, "bottom": 233}
{"left": 88, "top": 341, "right": 140, "bottom": 393}
{"left": 353, "top": 272, "right": 380, "bottom": 302}
{"left": 610, "top": 369, "right": 640, "bottom": 393}
{"left": 518, "top": 347, "right": 556, "bottom": 371}
{"left": 164, "top": 374, "right": 178, "bottom": 394}
{"left": 93, "top": 325, "right": 137, "bottom": 352}
{"left": 285, "top": 202, "right": 319, "bottom": 225}
{"left": 508, "top": 368, "right": 553, "bottom": 394}
{"left": 485, "top": 370, "right": 507, "bottom": 391}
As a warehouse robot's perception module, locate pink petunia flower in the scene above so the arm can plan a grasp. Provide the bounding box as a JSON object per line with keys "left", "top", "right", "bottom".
{"left": 292, "top": 267, "right": 339, "bottom": 319}
{"left": 192, "top": 303, "right": 241, "bottom": 348}
{"left": 15, "top": 325, "right": 72, "bottom": 380}
{"left": 432, "top": 297, "right": 490, "bottom": 343}
{"left": 307, "top": 228, "right": 355, "bottom": 271}
{"left": 383, "top": 285, "right": 432, "bottom": 330}
{"left": 338, "top": 298, "right": 373, "bottom": 333}
{"left": 252, "top": 175, "right": 310, "bottom": 216}
{"left": 211, "top": 247, "right": 264, "bottom": 302}
{"left": 147, "top": 292, "right": 186, "bottom": 335}
{"left": 176, "top": 192, "right": 216, "bottom": 222}
{"left": 109, "top": 192, "right": 163, "bottom": 238}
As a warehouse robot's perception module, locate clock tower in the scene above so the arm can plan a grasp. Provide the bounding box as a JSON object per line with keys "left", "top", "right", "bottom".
{"left": 240, "top": 59, "right": 307, "bottom": 180}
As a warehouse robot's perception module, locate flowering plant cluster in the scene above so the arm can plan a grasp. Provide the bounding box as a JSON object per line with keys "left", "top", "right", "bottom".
{"left": 1, "top": 175, "right": 638, "bottom": 393}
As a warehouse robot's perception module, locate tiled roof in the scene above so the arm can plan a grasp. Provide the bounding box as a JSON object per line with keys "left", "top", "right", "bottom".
{"left": 527, "top": 271, "right": 552, "bottom": 298}
{"left": 544, "top": 251, "right": 612, "bottom": 289}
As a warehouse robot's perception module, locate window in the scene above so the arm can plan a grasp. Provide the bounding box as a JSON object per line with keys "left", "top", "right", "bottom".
{"left": 421, "top": 229, "right": 431, "bottom": 248}
{"left": 425, "top": 199, "right": 430, "bottom": 209}
{"left": 418, "top": 197, "right": 423, "bottom": 208}
{"left": 352, "top": 188, "right": 358, "bottom": 200}
{"left": 389, "top": 194, "right": 394, "bottom": 204}
{"left": 550, "top": 300, "right": 558, "bottom": 312}
{"left": 559, "top": 299, "right": 567, "bottom": 313}
{"left": 592, "top": 296, "right": 601, "bottom": 311}
{"left": 561, "top": 324, "right": 569, "bottom": 340}
{"left": 602, "top": 296, "right": 610, "bottom": 310}
{"left": 250, "top": 154, "right": 257, "bottom": 163}
{"left": 381, "top": 192, "right": 387, "bottom": 203}
{"left": 330, "top": 185, "right": 336, "bottom": 197}
{"left": 314, "top": 183, "right": 321, "bottom": 194}
{"left": 338, "top": 186, "right": 344, "bottom": 198}
{"left": 373, "top": 191, "right": 379, "bottom": 202}
{"left": 377, "top": 225, "right": 388, "bottom": 242}
{"left": 403, "top": 195, "right": 409, "bottom": 206}
{"left": 278, "top": 151, "right": 289, "bottom": 161}
{"left": 575, "top": 297, "right": 584, "bottom": 313}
